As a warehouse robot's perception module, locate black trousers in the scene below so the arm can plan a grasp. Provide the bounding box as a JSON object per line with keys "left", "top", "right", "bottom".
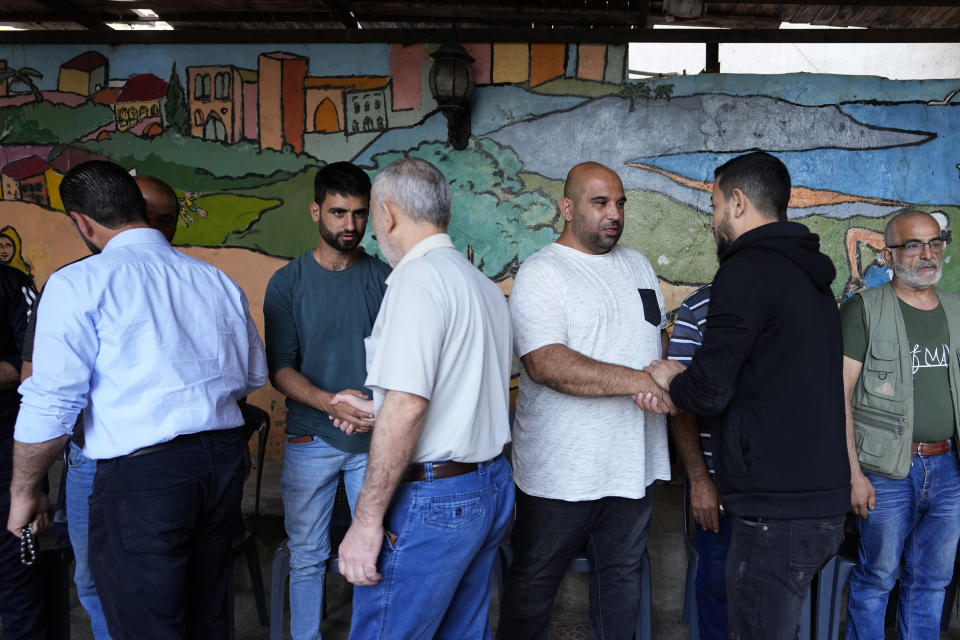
{"left": 0, "top": 431, "right": 45, "bottom": 640}
{"left": 88, "top": 429, "right": 245, "bottom": 640}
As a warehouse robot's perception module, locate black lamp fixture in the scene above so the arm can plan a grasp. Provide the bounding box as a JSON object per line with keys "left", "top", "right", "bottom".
{"left": 428, "top": 43, "right": 475, "bottom": 150}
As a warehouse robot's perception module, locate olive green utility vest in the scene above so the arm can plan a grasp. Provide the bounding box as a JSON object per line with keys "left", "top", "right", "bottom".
{"left": 851, "top": 282, "right": 960, "bottom": 479}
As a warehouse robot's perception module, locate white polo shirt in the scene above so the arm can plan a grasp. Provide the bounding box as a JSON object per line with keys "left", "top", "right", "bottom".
{"left": 364, "top": 234, "right": 512, "bottom": 463}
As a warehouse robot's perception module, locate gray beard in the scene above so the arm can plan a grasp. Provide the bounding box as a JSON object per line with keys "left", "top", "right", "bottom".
{"left": 892, "top": 258, "right": 941, "bottom": 289}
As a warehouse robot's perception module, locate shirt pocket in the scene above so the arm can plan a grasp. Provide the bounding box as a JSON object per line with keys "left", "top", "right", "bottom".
{"left": 637, "top": 288, "right": 662, "bottom": 328}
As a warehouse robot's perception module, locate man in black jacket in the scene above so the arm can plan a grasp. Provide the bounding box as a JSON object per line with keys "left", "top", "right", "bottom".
{"left": 641, "top": 151, "right": 850, "bottom": 639}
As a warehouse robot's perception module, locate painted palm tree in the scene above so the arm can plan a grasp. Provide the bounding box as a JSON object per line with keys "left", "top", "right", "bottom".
{"left": 0, "top": 67, "right": 44, "bottom": 104}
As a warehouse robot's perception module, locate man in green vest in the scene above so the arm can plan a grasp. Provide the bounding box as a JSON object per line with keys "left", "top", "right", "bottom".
{"left": 843, "top": 209, "right": 960, "bottom": 638}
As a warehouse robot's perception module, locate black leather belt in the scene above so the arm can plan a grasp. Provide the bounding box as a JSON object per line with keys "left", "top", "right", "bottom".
{"left": 109, "top": 427, "right": 242, "bottom": 461}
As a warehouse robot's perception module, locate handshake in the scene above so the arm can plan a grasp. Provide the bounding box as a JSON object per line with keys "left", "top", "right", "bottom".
{"left": 634, "top": 359, "right": 687, "bottom": 415}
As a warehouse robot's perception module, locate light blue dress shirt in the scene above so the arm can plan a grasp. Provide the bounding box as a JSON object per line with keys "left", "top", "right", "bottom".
{"left": 15, "top": 228, "right": 268, "bottom": 459}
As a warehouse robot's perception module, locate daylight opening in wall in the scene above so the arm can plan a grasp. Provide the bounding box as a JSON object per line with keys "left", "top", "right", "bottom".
{"left": 629, "top": 24, "right": 960, "bottom": 80}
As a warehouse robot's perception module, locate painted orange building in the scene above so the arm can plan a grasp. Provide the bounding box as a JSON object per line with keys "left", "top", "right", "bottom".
{"left": 258, "top": 52, "right": 306, "bottom": 154}
{"left": 187, "top": 65, "right": 258, "bottom": 143}
{"left": 58, "top": 51, "right": 109, "bottom": 96}
{"left": 2, "top": 157, "right": 50, "bottom": 206}
{"left": 305, "top": 77, "right": 391, "bottom": 135}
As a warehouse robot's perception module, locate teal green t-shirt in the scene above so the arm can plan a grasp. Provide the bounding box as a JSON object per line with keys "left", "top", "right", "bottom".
{"left": 263, "top": 250, "right": 391, "bottom": 452}
{"left": 840, "top": 294, "right": 954, "bottom": 443}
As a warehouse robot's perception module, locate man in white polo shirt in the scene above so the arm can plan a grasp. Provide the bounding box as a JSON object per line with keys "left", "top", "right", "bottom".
{"left": 335, "top": 157, "right": 514, "bottom": 639}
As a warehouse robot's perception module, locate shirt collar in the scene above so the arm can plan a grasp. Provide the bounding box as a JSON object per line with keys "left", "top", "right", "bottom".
{"left": 385, "top": 233, "right": 454, "bottom": 285}
{"left": 102, "top": 227, "right": 170, "bottom": 252}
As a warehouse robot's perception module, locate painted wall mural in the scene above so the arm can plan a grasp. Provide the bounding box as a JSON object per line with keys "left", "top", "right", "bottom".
{"left": 0, "top": 42, "right": 957, "bottom": 458}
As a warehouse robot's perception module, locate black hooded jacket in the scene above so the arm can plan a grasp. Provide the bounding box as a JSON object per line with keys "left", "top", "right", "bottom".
{"left": 670, "top": 221, "right": 851, "bottom": 519}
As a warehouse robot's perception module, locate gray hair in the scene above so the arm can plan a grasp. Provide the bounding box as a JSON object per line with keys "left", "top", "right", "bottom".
{"left": 371, "top": 157, "right": 451, "bottom": 228}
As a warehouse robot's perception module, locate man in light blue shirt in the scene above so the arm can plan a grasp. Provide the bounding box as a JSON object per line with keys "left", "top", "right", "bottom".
{"left": 6, "top": 161, "right": 267, "bottom": 639}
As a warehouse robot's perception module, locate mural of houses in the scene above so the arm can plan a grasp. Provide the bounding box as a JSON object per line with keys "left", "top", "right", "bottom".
{"left": 187, "top": 65, "right": 258, "bottom": 143}
{"left": 305, "top": 77, "right": 391, "bottom": 135}
{"left": 2, "top": 157, "right": 50, "bottom": 206}
{"left": 114, "top": 74, "right": 167, "bottom": 135}
{"left": 57, "top": 51, "right": 109, "bottom": 96}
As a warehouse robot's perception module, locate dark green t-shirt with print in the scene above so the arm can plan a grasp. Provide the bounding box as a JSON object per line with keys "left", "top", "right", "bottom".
{"left": 841, "top": 294, "right": 954, "bottom": 443}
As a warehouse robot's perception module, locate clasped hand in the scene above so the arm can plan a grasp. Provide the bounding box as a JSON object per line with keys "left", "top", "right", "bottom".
{"left": 634, "top": 359, "right": 686, "bottom": 414}
{"left": 328, "top": 390, "right": 375, "bottom": 434}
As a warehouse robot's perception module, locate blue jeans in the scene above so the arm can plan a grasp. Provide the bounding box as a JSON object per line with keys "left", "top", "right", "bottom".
{"left": 726, "top": 515, "right": 844, "bottom": 640}
{"left": 695, "top": 513, "right": 732, "bottom": 640}
{"left": 66, "top": 441, "right": 113, "bottom": 640}
{"left": 350, "top": 454, "right": 514, "bottom": 640}
{"left": 497, "top": 485, "right": 656, "bottom": 640}
{"left": 281, "top": 437, "right": 367, "bottom": 640}
{"left": 846, "top": 450, "right": 960, "bottom": 640}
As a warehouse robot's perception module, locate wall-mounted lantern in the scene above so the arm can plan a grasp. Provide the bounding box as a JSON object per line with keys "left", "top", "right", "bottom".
{"left": 428, "top": 43, "right": 474, "bottom": 150}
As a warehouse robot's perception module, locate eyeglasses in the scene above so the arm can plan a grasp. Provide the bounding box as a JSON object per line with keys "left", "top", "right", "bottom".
{"left": 886, "top": 239, "right": 946, "bottom": 256}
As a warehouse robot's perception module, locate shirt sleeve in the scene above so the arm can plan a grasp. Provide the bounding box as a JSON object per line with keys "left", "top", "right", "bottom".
{"left": 669, "top": 258, "right": 764, "bottom": 417}
{"left": 839, "top": 294, "right": 868, "bottom": 363}
{"left": 241, "top": 289, "right": 268, "bottom": 397}
{"left": 3, "top": 271, "right": 36, "bottom": 369}
{"left": 510, "top": 258, "right": 567, "bottom": 358}
{"left": 262, "top": 268, "right": 299, "bottom": 375}
{"left": 364, "top": 266, "right": 445, "bottom": 401}
{"left": 667, "top": 297, "right": 703, "bottom": 363}
{"left": 19, "top": 285, "right": 41, "bottom": 365}
{"left": 15, "top": 274, "right": 93, "bottom": 443}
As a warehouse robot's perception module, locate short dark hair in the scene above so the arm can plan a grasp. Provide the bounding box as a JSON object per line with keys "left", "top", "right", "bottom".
{"left": 714, "top": 151, "right": 791, "bottom": 222}
{"left": 314, "top": 162, "right": 371, "bottom": 206}
{"left": 60, "top": 161, "right": 147, "bottom": 229}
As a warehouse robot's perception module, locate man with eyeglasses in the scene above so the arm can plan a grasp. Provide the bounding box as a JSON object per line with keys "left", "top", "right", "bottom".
{"left": 842, "top": 209, "right": 960, "bottom": 637}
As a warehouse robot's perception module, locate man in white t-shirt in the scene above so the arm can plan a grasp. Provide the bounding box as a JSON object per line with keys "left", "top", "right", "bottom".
{"left": 497, "top": 161, "right": 671, "bottom": 640}
{"left": 334, "top": 157, "right": 514, "bottom": 639}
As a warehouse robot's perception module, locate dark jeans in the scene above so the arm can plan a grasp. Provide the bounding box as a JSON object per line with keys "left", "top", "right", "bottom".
{"left": 695, "top": 513, "right": 732, "bottom": 640}
{"left": 497, "top": 486, "right": 655, "bottom": 640}
{"left": 0, "top": 431, "right": 45, "bottom": 640}
{"left": 88, "top": 429, "right": 245, "bottom": 640}
{"left": 725, "top": 515, "right": 844, "bottom": 640}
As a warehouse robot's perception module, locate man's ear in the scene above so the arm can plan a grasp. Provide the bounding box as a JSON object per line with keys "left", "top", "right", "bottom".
{"left": 730, "top": 188, "right": 748, "bottom": 219}
{"left": 559, "top": 197, "right": 574, "bottom": 223}
{"left": 68, "top": 211, "right": 94, "bottom": 239}
{"left": 309, "top": 201, "right": 321, "bottom": 223}
{"left": 881, "top": 246, "right": 893, "bottom": 267}
{"left": 379, "top": 201, "right": 398, "bottom": 234}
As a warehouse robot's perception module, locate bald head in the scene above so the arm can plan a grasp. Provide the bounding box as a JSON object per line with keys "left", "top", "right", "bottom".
{"left": 135, "top": 176, "right": 179, "bottom": 242}
{"left": 563, "top": 162, "right": 622, "bottom": 201}
{"left": 884, "top": 209, "right": 939, "bottom": 247}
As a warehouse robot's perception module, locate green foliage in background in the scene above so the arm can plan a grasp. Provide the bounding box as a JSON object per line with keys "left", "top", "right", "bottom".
{"left": 0, "top": 103, "right": 114, "bottom": 143}
{"left": 366, "top": 138, "right": 561, "bottom": 280}
{"left": 76, "top": 131, "right": 319, "bottom": 190}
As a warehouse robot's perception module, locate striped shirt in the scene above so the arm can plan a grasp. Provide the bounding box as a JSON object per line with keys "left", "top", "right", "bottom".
{"left": 667, "top": 284, "right": 716, "bottom": 476}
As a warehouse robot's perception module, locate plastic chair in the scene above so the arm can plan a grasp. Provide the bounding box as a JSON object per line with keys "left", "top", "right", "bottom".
{"left": 228, "top": 403, "right": 271, "bottom": 631}
{"left": 269, "top": 472, "right": 351, "bottom": 640}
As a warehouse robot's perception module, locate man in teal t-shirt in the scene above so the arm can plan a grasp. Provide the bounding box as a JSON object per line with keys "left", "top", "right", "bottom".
{"left": 263, "top": 162, "right": 390, "bottom": 640}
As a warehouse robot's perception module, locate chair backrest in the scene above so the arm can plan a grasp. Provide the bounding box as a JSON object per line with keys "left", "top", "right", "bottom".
{"left": 681, "top": 474, "right": 697, "bottom": 555}
{"left": 239, "top": 403, "right": 270, "bottom": 533}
